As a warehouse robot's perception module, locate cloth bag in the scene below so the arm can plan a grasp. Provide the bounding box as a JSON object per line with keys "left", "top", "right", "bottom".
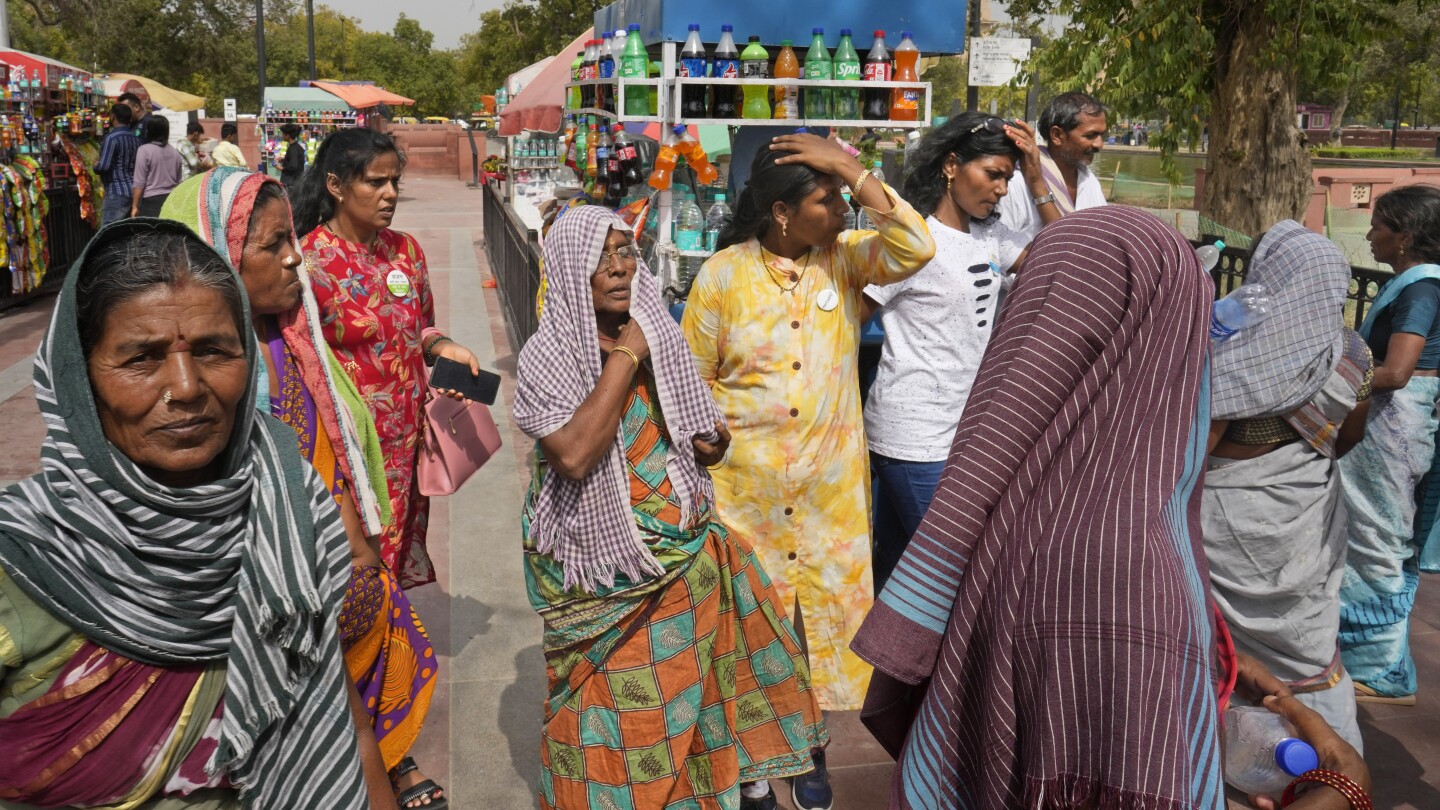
{"left": 417, "top": 390, "right": 502, "bottom": 496}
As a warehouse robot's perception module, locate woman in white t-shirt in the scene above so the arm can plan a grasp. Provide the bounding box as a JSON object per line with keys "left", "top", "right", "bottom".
{"left": 863, "top": 112, "right": 1042, "bottom": 592}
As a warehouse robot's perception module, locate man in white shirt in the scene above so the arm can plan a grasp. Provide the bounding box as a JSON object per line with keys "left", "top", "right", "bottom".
{"left": 998, "top": 92, "right": 1110, "bottom": 243}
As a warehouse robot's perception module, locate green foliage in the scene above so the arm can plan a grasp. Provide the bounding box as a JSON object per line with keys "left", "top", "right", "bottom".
{"left": 1311, "top": 146, "right": 1427, "bottom": 160}
{"left": 457, "top": 0, "right": 606, "bottom": 96}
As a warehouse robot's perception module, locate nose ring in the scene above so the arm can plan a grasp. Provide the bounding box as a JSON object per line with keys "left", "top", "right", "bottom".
{"left": 162, "top": 389, "right": 173, "bottom": 405}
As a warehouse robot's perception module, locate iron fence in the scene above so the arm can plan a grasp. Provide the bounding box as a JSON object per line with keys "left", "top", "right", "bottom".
{"left": 483, "top": 183, "right": 543, "bottom": 350}
{"left": 0, "top": 186, "right": 95, "bottom": 313}
{"left": 1200, "top": 235, "right": 1393, "bottom": 330}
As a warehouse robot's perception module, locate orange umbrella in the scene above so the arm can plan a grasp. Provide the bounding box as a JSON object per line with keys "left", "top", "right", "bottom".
{"left": 310, "top": 80, "right": 414, "bottom": 108}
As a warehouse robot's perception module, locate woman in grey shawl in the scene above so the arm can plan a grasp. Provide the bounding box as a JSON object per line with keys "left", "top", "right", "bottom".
{"left": 1204, "top": 220, "right": 1374, "bottom": 751}
{"left": 0, "top": 219, "right": 373, "bottom": 808}
{"left": 514, "top": 205, "right": 825, "bottom": 810}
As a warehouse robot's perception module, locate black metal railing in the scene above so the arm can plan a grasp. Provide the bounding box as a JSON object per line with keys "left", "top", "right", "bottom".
{"left": 1199, "top": 235, "right": 1393, "bottom": 330}
{"left": 0, "top": 186, "right": 95, "bottom": 313}
{"left": 483, "top": 183, "right": 543, "bottom": 349}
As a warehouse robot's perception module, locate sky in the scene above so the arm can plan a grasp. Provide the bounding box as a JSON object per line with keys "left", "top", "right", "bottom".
{"left": 325, "top": 0, "right": 500, "bottom": 50}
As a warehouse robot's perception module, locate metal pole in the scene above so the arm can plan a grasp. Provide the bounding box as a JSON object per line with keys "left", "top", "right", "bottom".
{"left": 256, "top": 0, "right": 267, "bottom": 112}
{"left": 306, "top": 0, "right": 317, "bottom": 81}
{"left": 1391, "top": 75, "right": 1402, "bottom": 149}
{"left": 965, "top": 0, "right": 982, "bottom": 112}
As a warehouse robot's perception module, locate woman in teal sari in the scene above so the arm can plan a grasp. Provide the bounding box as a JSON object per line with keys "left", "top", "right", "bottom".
{"left": 1339, "top": 184, "right": 1440, "bottom": 704}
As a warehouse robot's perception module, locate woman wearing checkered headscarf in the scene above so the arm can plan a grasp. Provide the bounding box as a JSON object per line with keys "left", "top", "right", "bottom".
{"left": 515, "top": 205, "right": 825, "bottom": 810}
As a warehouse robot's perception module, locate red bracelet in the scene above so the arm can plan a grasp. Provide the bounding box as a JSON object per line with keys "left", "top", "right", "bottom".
{"left": 1280, "top": 769, "right": 1372, "bottom": 810}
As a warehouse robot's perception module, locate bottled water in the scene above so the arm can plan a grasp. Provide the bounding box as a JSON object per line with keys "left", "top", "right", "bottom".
{"left": 703, "top": 193, "right": 731, "bottom": 253}
{"left": 1211, "top": 283, "right": 1272, "bottom": 341}
{"left": 1196, "top": 239, "right": 1227, "bottom": 271}
{"left": 1223, "top": 706, "right": 1319, "bottom": 796}
{"left": 855, "top": 160, "right": 885, "bottom": 231}
{"left": 675, "top": 192, "right": 705, "bottom": 292}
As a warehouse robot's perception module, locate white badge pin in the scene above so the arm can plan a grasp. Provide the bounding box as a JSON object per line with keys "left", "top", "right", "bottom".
{"left": 385, "top": 269, "right": 412, "bottom": 298}
{"left": 816, "top": 288, "right": 839, "bottom": 312}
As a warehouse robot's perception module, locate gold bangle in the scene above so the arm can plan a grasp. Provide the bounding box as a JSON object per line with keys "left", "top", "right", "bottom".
{"left": 851, "top": 168, "right": 873, "bottom": 199}
{"left": 611, "top": 346, "right": 640, "bottom": 370}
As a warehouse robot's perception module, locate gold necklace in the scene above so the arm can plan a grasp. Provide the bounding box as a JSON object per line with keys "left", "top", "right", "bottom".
{"left": 758, "top": 246, "right": 810, "bottom": 294}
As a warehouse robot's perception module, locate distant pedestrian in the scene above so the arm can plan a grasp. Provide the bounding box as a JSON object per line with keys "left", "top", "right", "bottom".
{"left": 94, "top": 103, "right": 140, "bottom": 225}
{"left": 279, "top": 123, "right": 306, "bottom": 194}
{"left": 211, "top": 122, "right": 248, "bottom": 169}
{"left": 130, "top": 114, "right": 183, "bottom": 217}
{"left": 997, "top": 91, "right": 1109, "bottom": 242}
{"left": 117, "top": 91, "right": 152, "bottom": 135}
{"left": 176, "top": 121, "right": 209, "bottom": 180}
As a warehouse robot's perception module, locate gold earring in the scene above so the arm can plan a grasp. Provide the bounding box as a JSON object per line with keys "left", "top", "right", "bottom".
{"left": 782, "top": 221, "right": 788, "bottom": 237}
{"left": 946, "top": 175, "right": 953, "bottom": 191}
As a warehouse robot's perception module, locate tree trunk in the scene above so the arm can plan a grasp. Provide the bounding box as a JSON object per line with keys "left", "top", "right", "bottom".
{"left": 1202, "top": 4, "right": 1312, "bottom": 235}
{"left": 1330, "top": 77, "right": 1352, "bottom": 146}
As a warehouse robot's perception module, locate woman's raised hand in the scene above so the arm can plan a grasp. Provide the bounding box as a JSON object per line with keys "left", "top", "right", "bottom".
{"left": 770, "top": 133, "right": 863, "bottom": 182}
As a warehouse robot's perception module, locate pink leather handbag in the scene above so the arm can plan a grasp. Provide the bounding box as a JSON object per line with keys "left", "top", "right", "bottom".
{"left": 417, "top": 392, "right": 502, "bottom": 496}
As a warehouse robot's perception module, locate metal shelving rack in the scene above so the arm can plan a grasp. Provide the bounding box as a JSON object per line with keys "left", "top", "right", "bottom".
{"left": 562, "top": 40, "right": 933, "bottom": 298}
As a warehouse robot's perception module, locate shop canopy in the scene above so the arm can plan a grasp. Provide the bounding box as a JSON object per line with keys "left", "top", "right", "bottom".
{"left": 506, "top": 56, "right": 554, "bottom": 97}
{"left": 309, "top": 80, "right": 414, "bottom": 109}
{"left": 266, "top": 86, "right": 351, "bottom": 113}
{"left": 498, "top": 28, "right": 592, "bottom": 136}
{"left": 103, "top": 73, "right": 206, "bottom": 112}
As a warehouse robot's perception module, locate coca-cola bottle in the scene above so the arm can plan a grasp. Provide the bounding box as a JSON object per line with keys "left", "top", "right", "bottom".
{"left": 612, "top": 124, "right": 643, "bottom": 185}
{"left": 863, "top": 31, "right": 892, "bottom": 121}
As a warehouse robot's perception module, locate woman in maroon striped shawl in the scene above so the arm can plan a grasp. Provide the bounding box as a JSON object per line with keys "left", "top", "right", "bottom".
{"left": 851, "top": 206, "right": 1225, "bottom": 809}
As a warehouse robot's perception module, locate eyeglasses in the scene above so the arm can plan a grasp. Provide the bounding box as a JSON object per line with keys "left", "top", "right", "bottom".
{"left": 969, "top": 117, "right": 1007, "bottom": 135}
{"left": 595, "top": 244, "right": 640, "bottom": 274}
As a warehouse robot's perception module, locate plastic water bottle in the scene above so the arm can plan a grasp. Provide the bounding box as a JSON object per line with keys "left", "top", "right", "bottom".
{"left": 704, "top": 193, "right": 731, "bottom": 252}
{"left": 1211, "top": 283, "right": 1273, "bottom": 341}
{"left": 1196, "top": 239, "right": 1227, "bottom": 271}
{"left": 676, "top": 192, "right": 705, "bottom": 291}
{"left": 1223, "top": 706, "right": 1320, "bottom": 796}
{"left": 843, "top": 193, "right": 856, "bottom": 230}
{"left": 855, "top": 160, "right": 885, "bottom": 230}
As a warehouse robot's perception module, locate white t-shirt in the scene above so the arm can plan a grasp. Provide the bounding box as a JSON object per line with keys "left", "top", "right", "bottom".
{"left": 997, "top": 161, "right": 1107, "bottom": 244}
{"left": 863, "top": 215, "right": 1025, "bottom": 462}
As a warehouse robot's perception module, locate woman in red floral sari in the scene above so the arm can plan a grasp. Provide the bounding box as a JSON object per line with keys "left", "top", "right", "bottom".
{"left": 294, "top": 129, "right": 481, "bottom": 591}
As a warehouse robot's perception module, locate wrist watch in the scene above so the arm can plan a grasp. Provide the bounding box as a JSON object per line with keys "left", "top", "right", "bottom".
{"left": 1033, "top": 192, "right": 1057, "bottom": 207}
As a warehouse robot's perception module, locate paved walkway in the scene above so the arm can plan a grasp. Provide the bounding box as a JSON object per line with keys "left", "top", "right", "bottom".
{"left": 0, "top": 175, "right": 1435, "bottom": 808}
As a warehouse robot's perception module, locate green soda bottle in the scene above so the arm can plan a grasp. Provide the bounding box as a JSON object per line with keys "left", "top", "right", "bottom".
{"left": 648, "top": 60, "right": 660, "bottom": 115}
{"left": 620, "top": 23, "right": 649, "bottom": 116}
{"left": 569, "top": 50, "right": 584, "bottom": 111}
{"left": 804, "top": 28, "right": 832, "bottom": 119}
{"left": 740, "top": 36, "right": 771, "bottom": 119}
{"left": 833, "top": 28, "right": 861, "bottom": 119}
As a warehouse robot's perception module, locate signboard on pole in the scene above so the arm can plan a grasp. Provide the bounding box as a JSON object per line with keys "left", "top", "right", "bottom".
{"left": 223, "top": 98, "right": 237, "bottom": 121}
{"left": 968, "top": 37, "right": 1033, "bottom": 87}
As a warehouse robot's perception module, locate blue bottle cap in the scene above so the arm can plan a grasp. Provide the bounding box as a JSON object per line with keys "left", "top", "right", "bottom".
{"left": 813, "top": 27, "right": 824, "bottom": 35}
{"left": 722, "top": 24, "right": 733, "bottom": 31}
{"left": 674, "top": 124, "right": 688, "bottom": 136}
{"left": 1275, "top": 739, "right": 1320, "bottom": 778}
{"left": 628, "top": 23, "right": 640, "bottom": 31}
{"left": 688, "top": 23, "right": 700, "bottom": 31}
{"left": 795, "top": 127, "right": 809, "bottom": 134}
{"left": 840, "top": 28, "right": 852, "bottom": 36}
{"left": 902, "top": 31, "right": 913, "bottom": 38}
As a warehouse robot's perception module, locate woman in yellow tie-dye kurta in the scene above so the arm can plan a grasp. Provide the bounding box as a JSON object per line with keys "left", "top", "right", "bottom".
{"left": 682, "top": 135, "right": 935, "bottom": 712}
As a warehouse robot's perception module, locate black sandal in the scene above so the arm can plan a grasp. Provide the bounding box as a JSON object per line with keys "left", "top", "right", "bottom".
{"left": 389, "top": 757, "right": 448, "bottom": 809}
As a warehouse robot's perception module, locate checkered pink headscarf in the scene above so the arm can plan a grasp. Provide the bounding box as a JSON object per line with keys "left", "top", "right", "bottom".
{"left": 515, "top": 206, "right": 723, "bottom": 593}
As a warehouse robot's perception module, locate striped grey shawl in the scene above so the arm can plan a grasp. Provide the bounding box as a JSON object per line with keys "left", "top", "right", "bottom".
{"left": 1210, "top": 220, "right": 1352, "bottom": 420}
{"left": 0, "top": 219, "right": 366, "bottom": 807}
{"left": 516, "top": 205, "right": 723, "bottom": 593}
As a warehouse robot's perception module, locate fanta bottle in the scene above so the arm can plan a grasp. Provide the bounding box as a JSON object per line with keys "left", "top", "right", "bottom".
{"left": 648, "top": 132, "right": 678, "bottom": 190}
{"left": 890, "top": 32, "right": 920, "bottom": 121}
{"left": 672, "top": 125, "right": 719, "bottom": 186}
{"left": 741, "top": 36, "right": 771, "bottom": 120}
{"left": 773, "top": 40, "right": 800, "bottom": 120}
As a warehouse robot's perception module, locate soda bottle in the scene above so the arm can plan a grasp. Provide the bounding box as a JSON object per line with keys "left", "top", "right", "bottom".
{"left": 1211, "top": 283, "right": 1273, "bottom": 341}
{"left": 648, "top": 131, "right": 678, "bottom": 190}
{"left": 648, "top": 60, "right": 660, "bottom": 115}
{"left": 1195, "top": 239, "right": 1227, "bottom": 271}
{"left": 679, "top": 24, "right": 709, "bottom": 119}
{"left": 741, "top": 36, "right": 771, "bottom": 120}
{"left": 581, "top": 39, "right": 599, "bottom": 109}
{"left": 563, "top": 116, "right": 579, "bottom": 171}
{"left": 612, "top": 124, "right": 644, "bottom": 185}
{"left": 604, "top": 136, "right": 625, "bottom": 206}
{"left": 569, "top": 50, "right": 584, "bottom": 111}
{"left": 596, "top": 125, "right": 613, "bottom": 186}
{"left": 710, "top": 25, "right": 740, "bottom": 119}
{"left": 773, "top": 40, "right": 800, "bottom": 120}
{"left": 804, "top": 28, "right": 832, "bottom": 120}
{"left": 620, "top": 23, "right": 649, "bottom": 116}
{"left": 863, "top": 31, "right": 892, "bottom": 120}
{"left": 704, "top": 192, "right": 731, "bottom": 252}
{"left": 585, "top": 121, "right": 599, "bottom": 179}
{"left": 1223, "top": 707, "right": 1320, "bottom": 796}
{"left": 834, "top": 29, "right": 862, "bottom": 119}
{"left": 890, "top": 31, "right": 920, "bottom": 121}
{"left": 598, "top": 31, "right": 616, "bottom": 112}
{"left": 672, "top": 124, "right": 719, "bottom": 186}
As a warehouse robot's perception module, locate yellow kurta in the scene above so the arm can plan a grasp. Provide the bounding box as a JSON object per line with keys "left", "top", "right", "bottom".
{"left": 681, "top": 184, "right": 934, "bottom": 709}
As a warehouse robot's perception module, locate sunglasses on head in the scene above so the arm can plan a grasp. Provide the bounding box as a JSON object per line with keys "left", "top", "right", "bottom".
{"left": 969, "top": 117, "right": 1008, "bottom": 135}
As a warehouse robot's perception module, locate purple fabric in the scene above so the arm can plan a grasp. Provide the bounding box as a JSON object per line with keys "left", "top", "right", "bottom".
{"left": 132, "top": 143, "right": 184, "bottom": 197}
{"left": 850, "top": 207, "right": 1223, "bottom": 809}
{"left": 515, "top": 205, "right": 723, "bottom": 593}
{"left": 0, "top": 642, "right": 204, "bottom": 806}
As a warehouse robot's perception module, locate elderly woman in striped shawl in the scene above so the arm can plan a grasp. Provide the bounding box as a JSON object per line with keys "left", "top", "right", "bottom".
{"left": 159, "top": 168, "right": 445, "bottom": 809}
{"left": 515, "top": 205, "right": 826, "bottom": 810}
{"left": 0, "top": 219, "right": 371, "bottom": 808}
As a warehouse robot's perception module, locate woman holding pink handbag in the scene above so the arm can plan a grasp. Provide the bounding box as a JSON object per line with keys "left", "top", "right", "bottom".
{"left": 165, "top": 166, "right": 451, "bottom": 810}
